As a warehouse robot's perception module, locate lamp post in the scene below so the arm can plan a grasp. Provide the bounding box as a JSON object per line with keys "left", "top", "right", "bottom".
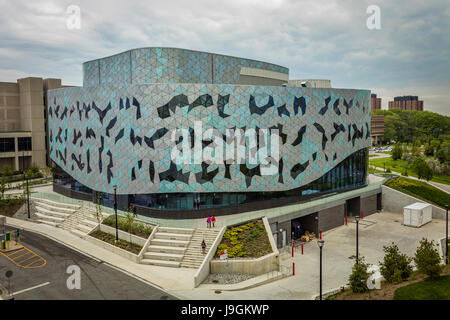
{"left": 114, "top": 187, "right": 118, "bottom": 242}
{"left": 446, "top": 205, "right": 448, "bottom": 265}
{"left": 23, "top": 152, "right": 30, "bottom": 219}
{"left": 355, "top": 215, "right": 360, "bottom": 264}
{"left": 317, "top": 239, "right": 324, "bottom": 300}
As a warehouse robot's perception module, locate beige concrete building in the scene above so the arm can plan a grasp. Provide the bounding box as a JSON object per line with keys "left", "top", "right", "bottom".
{"left": 0, "top": 77, "right": 66, "bottom": 172}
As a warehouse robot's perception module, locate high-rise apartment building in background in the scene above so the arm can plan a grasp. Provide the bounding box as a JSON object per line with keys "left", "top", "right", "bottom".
{"left": 388, "top": 96, "right": 424, "bottom": 111}
{"left": 370, "top": 93, "right": 381, "bottom": 111}
{"left": 0, "top": 77, "right": 67, "bottom": 172}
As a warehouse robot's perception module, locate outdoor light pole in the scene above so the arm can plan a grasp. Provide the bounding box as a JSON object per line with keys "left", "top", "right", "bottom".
{"left": 317, "top": 239, "right": 324, "bottom": 300}
{"left": 446, "top": 205, "right": 448, "bottom": 265}
{"left": 114, "top": 187, "right": 118, "bottom": 241}
{"left": 26, "top": 175, "right": 30, "bottom": 219}
{"left": 355, "top": 215, "right": 360, "bottom": 264}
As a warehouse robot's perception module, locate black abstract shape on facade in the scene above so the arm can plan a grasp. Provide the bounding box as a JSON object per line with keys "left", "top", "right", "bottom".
{"left": 195, "top": 162, "right": 219, "bottom": 184}
{"left": 138, "top": 160, "right": 142, "bottom": 170}
{"left": 144, "top": 128, "right": 169, "bottom": 149}
{"left": 60, "top": 107, "right": 68, "bottom": 120}
{"left": 99, "top": 136, "right": 104, "bottom": 173}
{"left": 48, "top": 106, "right": 53, "bottom": 118}
{"left": 189, "top": 94, "right": 213, "bottom": 113}
{"left": 70, "top": 105, "right": 75, "bottom": 117}
{"left": 277, "top": 104, "right": 290, "bottom": 117}
{"left": 348, "top": 124, "right": 352, "bottom": 142}
{"left": 105, "top": 117, "right": 117, "bottom": 137}
{"left": 92, "top": 102, "right": 112, "bottom": 124}
{"left": 224, "top": 163, "right": 232, "bottom": 179}
{"left": 83, "top": 103, "right": 91, "bottom": 119}
{"left": 240, "top": 164, "right": 261, "bottom": 188}
{"left": 333, "top": 153, "right": 337, "bottom": 161}
{"left": 87, "top": 150, "right": 92, "bottom": 174}
{"left": 131, "top": 167, "right": 136, "bottom": 181}
{"left": 333, "top": 99, "right": 342, "bottom": 116}
{"left": 72, "top": 129, "right": 82, "bottom": 145}
{"left": 365, "top": 122, "right": 370, "bottom": 139}
{"left": 107, "top": 150, "right": 113, "bottom": 184}
{"left": 49, "top": 129, "right": 53, "bottom": 143}
{"left": 217, "top": 94, "right": 230, "bottom": 118}
{"left": 64, "top": 129, "right": 67, "bottom": 142}
{"left": 132, "top": 97, "right": 141, "bottom": 120}
{"left": 331, "top": 123, "right": 346, "bottom": 141}
{"left": 312, "top": 152, "right": 317, "bottom": 161}
{"left": 55, "top": 128, "right": 63, "bottom": 144}
{"left": 291, "top": 161, "right": 309, "bottom": 180}
{"left": 351, "top": 124, "right": 364, "bottom": 147}
{"left": 160, "top": 162, "right": 190, "bottom": 184}
{"left": 319, "top": 97, "right": 331, "bottom": 115}
{"left": 77, "top": 102, "right": 83, "bottom": 121}
{"left": 292, "top": 125, "right": 307, "bottom": 146}
{"left": 249, "top": 95, "right": 274, "bottom": 115}
{"left": 149, "top": 161, "right": 155, "bottom": 183}
{"left": 57, "top": 149, "right": 67, "bottom": 166}
{"left": 344, "top": 99, "right": 353, "bottom": 115}
{"left": 325, "top": 153, "right": 329, "bottom": 162}
{"left": 55, "top": 105, "right": 60, "bottom": 118}
{"left": 313, "top": 123, "right": 328, "bottom": 150}
{"left": 293, "top": 96, "right": 306, "bottom": 115}
{"left": 278, "top": 158, "right": 284, "bottom": 184}
{"left": 86, "top": 128, "right": 96, "bottom": 140}
{"left": 114, "top": 129, "right": 124, "bottom": 144}
{"left": 71, "top": 153, "right": 85, "bottom": 171}
{"left": 130, "top": 128, "right": 142, "bottom": 146}
{"left": 157, "top": 94, "right": 189, "bottom": 119}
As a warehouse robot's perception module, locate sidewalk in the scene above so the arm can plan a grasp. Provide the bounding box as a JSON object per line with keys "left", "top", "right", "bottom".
{"left": 5, "top": 216, "right": 196, "bottom": 293}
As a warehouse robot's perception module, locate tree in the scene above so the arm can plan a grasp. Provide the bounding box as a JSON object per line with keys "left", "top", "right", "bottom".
{"left": 411, "top": 157, "right": 433, "bottom": 181}
{"left": 414, "top": 238, "right": 442, "bottom": 279}
{"left": 348, "top": 257, "right": 372, "bottom": 293}
{"left": 435, "top": 149, "right": 446, "bottom": 163}
{"left": 95, "top": 192, "right": 103, "bottom": 224}
{"left": 379, "top": 242, "right": 413, "bottom": 283}
{"left": 424, "top": 143, "right": 434, "bottom": 156}
{"left": 2, "top": 165, "right": 13, "bottom": 177}
{"left": 125, "top": 206, "right": 135, "bottom": 244}
{"left": 392, "top": 144, "right": 402, "bottom": 160}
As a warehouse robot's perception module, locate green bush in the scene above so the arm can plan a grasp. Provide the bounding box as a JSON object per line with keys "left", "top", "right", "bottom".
{"left": 392, "top": 144, "right": 403, "bottom": 160}
{"left": 386, "top": 167, "right": 392, "bottom": 173}
{"left": 1, "top": 165, "right": 13, "bottom": 176}
{"left": 411, "top": 157, "right": 433, "bottom": 181}
{"left": 348, "top": 257, "right": 372, "bottom": 293}
{"left": 30, "top": 164, "right": 40, "bottom": 174}
{"left": 379, "top": 242, "right": 413, "bottom": 283}
{"left": 385, "top": 177, "right": 450, "bottom": 209}
{"left": 414, "top": 238, "right": 442, "bottom": 279}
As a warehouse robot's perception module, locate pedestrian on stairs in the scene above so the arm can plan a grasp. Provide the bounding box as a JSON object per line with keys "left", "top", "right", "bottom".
{"left": 201, "top": 239, "right": 206, "bottom": 254}
{"left": 206, "top": 216, "right": 212, "bottom": 228}
{"left": 211, "top": 216, "right": 216, "bottom": 228}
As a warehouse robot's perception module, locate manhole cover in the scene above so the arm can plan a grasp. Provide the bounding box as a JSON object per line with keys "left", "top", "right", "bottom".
{"left": 215, "top": 290, "right": 222, "bottom": 294}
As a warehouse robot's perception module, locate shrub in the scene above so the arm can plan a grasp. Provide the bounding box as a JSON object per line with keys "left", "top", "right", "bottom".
{"left": 435, "top": 149, "right": 446, "bottom": 163}
{"left": 414, "top": 238, "right": 442, "bottom": 279}
{"left": 379, "top": 242, "right": 413, "bottom": 283}
{"left": 386, "top": 167, "right": 392, "bottom": 173}
{"left": 424, "top": 143, "right": 434, "bottom": 156}
{"left": 2, "top": 165, "right": 13, "bottom": 176}
{"left": 392, "top": 144, "right": 402, "bottom": 160}
{"left": 348, "top": 257, "right": 372, "bottom": 293}
{"left": 30, "top": 164, "right": 40, "bottom": 174}
{"left": 411, "top": 157, "right": 433, "bottom": 181}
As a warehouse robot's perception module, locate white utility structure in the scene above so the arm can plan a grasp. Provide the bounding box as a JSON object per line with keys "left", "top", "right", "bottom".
{"left": 403, "top": 202, "right": 432, "bottom": 227}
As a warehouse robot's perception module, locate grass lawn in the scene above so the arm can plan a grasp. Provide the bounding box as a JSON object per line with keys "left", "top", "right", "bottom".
{"left": 369, "top": 156, "right": 450, "bottom": 185}
{"left": 394, "top": 275, "right": 450, "bottom": 300}
{"left": 385, "top": 177, "right": 450, "bottom": 209}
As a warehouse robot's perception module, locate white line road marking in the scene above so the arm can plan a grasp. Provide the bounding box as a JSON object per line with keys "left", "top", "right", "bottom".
{"left": 12, "top": 282, "right": 50, "bottom": 296}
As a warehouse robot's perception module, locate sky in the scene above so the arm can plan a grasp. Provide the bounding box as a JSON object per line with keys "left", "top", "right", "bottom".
{"left": 0, "top": 0, "right": 449, "bottom": 115}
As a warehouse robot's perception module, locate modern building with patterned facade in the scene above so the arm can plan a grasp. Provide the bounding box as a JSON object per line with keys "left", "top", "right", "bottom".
{"left": 48, "top": 48, "right": 373, "bottom": 226}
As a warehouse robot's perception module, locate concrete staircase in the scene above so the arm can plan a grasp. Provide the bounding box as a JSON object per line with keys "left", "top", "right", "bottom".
{"left": 141, "top": 227, "right": 194, "bottom": 268}
{"left": 32, "top": 198, "right": 80, "bottom": 227}
{"left": 180, "top": 228, "right": 221, "bottom": 269}
{"left": 59, "top": 206, "right": 108, "bottom": 238}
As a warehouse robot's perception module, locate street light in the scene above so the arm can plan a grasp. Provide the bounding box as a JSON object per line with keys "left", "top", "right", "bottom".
{"left": 355, "top": 215, "right": 360, "bottom": 264}
{"left": 317, "top": 239, "right": 325, "bottom": 300}
{"left": 23, "top": 152, "right": 30, "bottom": 219}
{"left": 114, "top": 187, "right": 118, "bottom": 242}
{"left": 446, "top": 205, "right": 448, "bottom": 265}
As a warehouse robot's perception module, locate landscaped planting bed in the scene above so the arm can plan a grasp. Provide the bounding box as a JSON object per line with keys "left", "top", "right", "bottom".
{"left": 216, "top": 219, "right": 272, "bottom": 259}
{"left": 0, "top": 197, "right": 26, "bottom": 217}
{"left": 90, "top": 230, "right": 142, "bottom": 254}
{"left": 102, "top": 215, "right": 152, "bottom": 238}
{"left": 385, "top": 177, "right": 450, "bottom": 208}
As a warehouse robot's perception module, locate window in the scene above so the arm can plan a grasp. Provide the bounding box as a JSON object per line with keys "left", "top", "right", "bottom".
{"left": 0, "top": 138, "right": 15, "bottom": 152}
{"left": 18, "top": 137, "right": 32, "bottom": 151}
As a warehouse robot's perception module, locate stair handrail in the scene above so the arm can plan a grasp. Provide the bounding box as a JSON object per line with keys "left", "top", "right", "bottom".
{"left": 138, "top": 225, "right": 159, "bottom": 263}
{"left": 193, "top": 226, "right": 226, "bottom": 288}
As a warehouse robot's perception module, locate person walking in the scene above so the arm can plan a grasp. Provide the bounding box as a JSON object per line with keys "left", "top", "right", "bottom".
{"left": 206, "top": 216, "right": 212, "bottom": 228}
{"left": 201, "top": 240, "right": 206, "bottom": 254}
{"left": 211, "top": 216, "right": 216, "bottom": 228}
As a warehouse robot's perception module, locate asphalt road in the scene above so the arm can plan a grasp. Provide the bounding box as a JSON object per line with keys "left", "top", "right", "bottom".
{"left": 0, "top": 226, "right": 177, "bottom": 300}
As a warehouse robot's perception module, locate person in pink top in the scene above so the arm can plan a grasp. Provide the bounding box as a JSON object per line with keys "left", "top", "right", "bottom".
{"left": 206, "top": 216, "right": 212, "bottom": 228}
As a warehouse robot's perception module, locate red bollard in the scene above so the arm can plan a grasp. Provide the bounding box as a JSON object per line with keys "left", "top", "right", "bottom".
{"left": 320, "top": 229, "right": 322, "bottom": 239}
{"left": 345, "top": 215, "right": 348, "bottom": 225}
{"left": 292, "top": 244, "right": 294, "bottom": 257}
{"left": 293, "top": 262, "right": 295, "bottom": 276}
{"left": 361, "top": 209, "right": 364, "bottom": 220}
{"left": 301, "top": 243, "right": 304, "bottom": 255}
